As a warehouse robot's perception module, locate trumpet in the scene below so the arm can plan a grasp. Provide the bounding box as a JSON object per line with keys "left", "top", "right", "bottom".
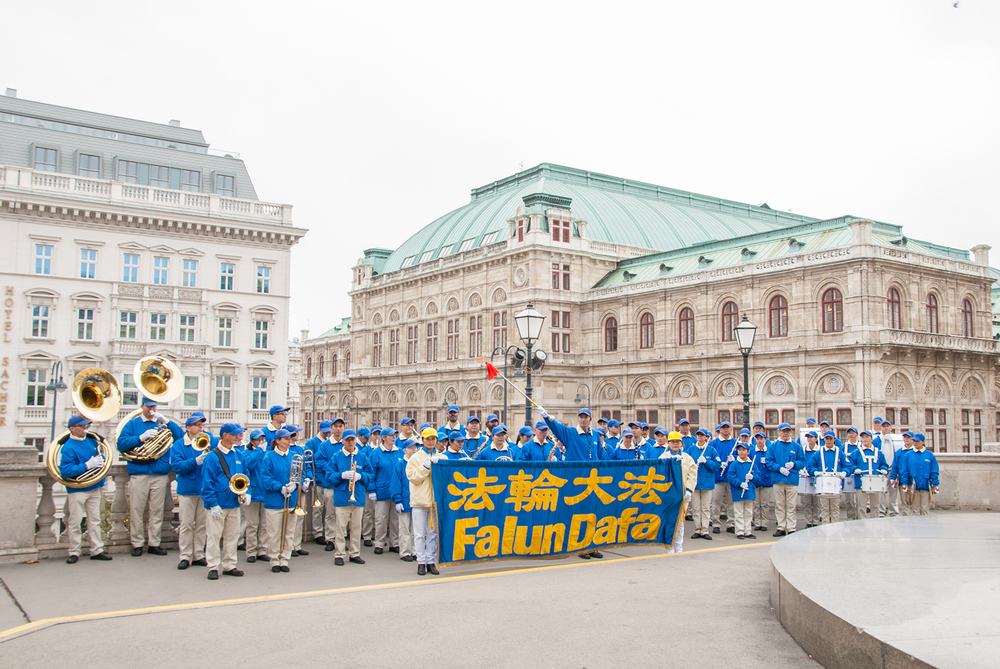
{"left": 302, "top": 449, "right": 322, "bottom": 508}
{"left": 192, "top": 433, "right": 212, "bottom": 453}
{"left": 229, "top": 473, "right": 250, "bottom": 505}
{"left": 348, "top": 456, "right": 357, "bottom": 502}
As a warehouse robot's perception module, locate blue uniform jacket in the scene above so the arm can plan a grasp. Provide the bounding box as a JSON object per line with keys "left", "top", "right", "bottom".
{"left": 476, "top": 444, "right": 517, "bottom": 461}
{"left": 259, "top": 448, "right": 299, "bottom": 510}
{"left": 240, "top": 446, "right": 267, "bottom": 498}
{"left": 889, "top": 447, "right": 914, "bottom": 482}
{"left": 327, "top": 448, "right": 371, "bottom": 507}
{"left": 518, "top": 439, "right": 548, "bottom": 462}
{"left": 170, "top": 437, "right": 205, "bottom": 496}
{"left": 370, "top": 446, "right": 403, "bottom": 500}
{"left": 543, "top": 417, "right": 603, "bottom": 461}
{"left": 59, "top": 434, "right": 105, "bottom": 492}
{"left": 901, "top": 449, "right": 939, "bottom": 490}
{"left": 752, "top": 448, "right": 772, "bottom": 488}
{"left": 605, "top": 436, "right": 621, "bottom": 455}
{"left": 261, "top": 424, "right": 285, "bottom": 447}
{"left": 642, "top": 443, "right": 667, "bottom": 460}
{"left": 609, "top": 446, "right": 643, "bottom": 461}
{"left": 201, "top": 448, "right": 245, "bottom": 509}
{"left": 313, "top": 438, "right": 342, "bottom": 488}
{"left": 848, "top": 446, "right": 888, "bottom": 486}
{"left": 462, "top": 434, "right": 488, "bottom": 458}
{"left": 807, "top": 448, "right": 849, "bottom": 480}
{"left": 684, "top": 443, "right": 721, "bottom": 490}
{"left": 765, "top": 439, "right": 807, "bottom": 485}
{"left": 681, "top": 435, "right": 697, "bottom": 450}
{"left": 390, "top": 458, "right": 412, "bottom": 513}
{"left": 727, "top": 457, "right": 761, "bottom": 501}
{"left": 441, "top": 450, "right": 468, "bottom": 461}
{"left": 442, "top": 423, "right": 467, "bottom": 438}
{"left": 117, "top": 415, "right": 183, "bottom": 476}
{"left": 711, "top": 438, "right": 738, "bottom": 483}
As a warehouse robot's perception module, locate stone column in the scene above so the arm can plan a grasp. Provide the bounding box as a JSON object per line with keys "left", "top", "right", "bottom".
{"left": 159, "top": 473, "right": 178, "bottom": 547}
{"left": 107, "top": 465, "right": 131, "bottom": 550}
{"left": 35, "top": 476, "right": 58, "bottom": 544}
{"left": 0, "top": 446, "right": 45, "bottom": 563}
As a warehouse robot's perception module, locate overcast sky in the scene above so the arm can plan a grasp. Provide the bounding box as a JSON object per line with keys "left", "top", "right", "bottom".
{"left": 7, "top": 0, "right": 998, "bottom": 338}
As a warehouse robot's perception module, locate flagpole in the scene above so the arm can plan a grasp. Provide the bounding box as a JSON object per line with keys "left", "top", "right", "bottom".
{"left": 478, "top": 357, "right": 543, "bottom": 413}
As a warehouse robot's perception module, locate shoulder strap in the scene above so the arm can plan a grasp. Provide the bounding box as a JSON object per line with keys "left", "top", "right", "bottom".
{"left": 213, "top": 448, "right": 232, "bottom": 479}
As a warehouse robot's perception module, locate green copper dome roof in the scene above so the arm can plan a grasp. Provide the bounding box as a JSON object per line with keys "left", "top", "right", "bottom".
{"left": 379, "top": 163, "right": 819, "bottom": 273}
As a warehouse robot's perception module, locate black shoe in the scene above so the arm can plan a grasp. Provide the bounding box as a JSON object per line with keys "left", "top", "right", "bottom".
{"left": 401, "top": 555, "right": 415, "bottom": 562}
{"left": 737, "top": 535, "right": 745, "bottom": 540}
{"left": 90, "top": 552, "right": 112, "bottom": 561}
{"left": 290, "top": 550, "right": 300, "bottom": 557}
{"left": 747, "top": 534, "right": 757, "bottom": 539}
{"left": 147, "top": 546, "right": 167, "bottom": 556}
{"left": 787, "top": 530, "right": 795, "bottom": 534}
{"left": 726, "top": 527, "right": 735, "bottom": 534}
{"left": 315, "top": 537, "right": 327, "bottom": 545}
{"left": 177, "top": 560, "right": 190, "bottom": 570}
{"left": 131, "top": 547, "right": 143, "bottom": 557}
{"left": 374, "top": 547, "right": 384, "bottom": 555}
{"left": 773, "top": 530, "right": 786, "bottom": 537}
{"left": 246, "top": 556, "right": 256, "bottom": 564}
{"left": 334, "top": 557, "right": 345, "bottom": 566}
{"left": 428, "top": 564, "right": 439, "bottom": 575}
{"left": 349, "top": 556, "right": 365, "bottom": 565}
{"left": 388, "top": 546, "right": 400, "bottom": 553}
{"left": 66, "top": 555, "right": 79, "bottom": 564}
{"left": 256, "top": 555, "right": 270, "bottom": 562}
{"left": 590, "top": 551, "right": 604, "bottom": 559}
{"left": 296, "top": 549, "right": 309, "bottom": 556}
{"left": 720, "top": 514, "right": 728, "bottom": 521}
{"left": 208, "top": 570, "right": 219, "bottom": 580}
{"left": 417, "top": 563, "right": 426, "bottom": 575}
{"left": 691, "top": 533, "right": 701, "bottom": 539}
{"left": 685, "top": 514, "right": 693, "bottom": 521}
{"left": 191, "top": 558, "right": 208, "bottom": 566}
{"left": 712, "top": 527, "right": 720, "bottom": 534}
{"left": 703, "top": 533, "right": 713, "bottom": 540}
{"left": 271, "top": 565, "right": 281, "bottom": 573}
{"left": 280, "top": 565, "right": 289, "bottom": 572}
{"left": 237, "top": 543, "right": 246, "bottom": 552}
{"left": 325, "top": 543, "right": 335, "bottom": 552}
{"left": 363, "top": 540, "right": 373, "bottom": 547}
{"left": 579, "top": 553, "right": 591, "bottom": 559}
{"left": 223, "top": 568, "right": 244, "bottom": 577}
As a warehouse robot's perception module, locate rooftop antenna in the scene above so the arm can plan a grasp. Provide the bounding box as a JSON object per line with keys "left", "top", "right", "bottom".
{"left": 519, "top": 161, "right": 524, "bottom": 171}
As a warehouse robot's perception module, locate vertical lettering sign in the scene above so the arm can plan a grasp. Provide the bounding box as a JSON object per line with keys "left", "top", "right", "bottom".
{"left": 1, "top": 286, "right": 11, "bottom": 427}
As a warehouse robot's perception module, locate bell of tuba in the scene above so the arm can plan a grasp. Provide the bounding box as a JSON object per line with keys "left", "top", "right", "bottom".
{"left": 71, "top": 368, "right": 123, "bottom": 423}
{"left": 133, "top": 355, "right": 183, "bottom": 403}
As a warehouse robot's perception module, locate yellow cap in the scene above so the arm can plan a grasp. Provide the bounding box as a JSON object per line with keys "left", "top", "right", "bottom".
{"left": 667, "top": 431, "right": 683, "bottom": 441}
{"left": 421, "top": 427, "right": 439, "bottom": 438}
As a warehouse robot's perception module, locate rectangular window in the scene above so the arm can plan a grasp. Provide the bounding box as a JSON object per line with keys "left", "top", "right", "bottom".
{"left": 254, "top": 320, "right": 269, "bottom": 349}
{"left": 26, "top": 369, "right": 47, "bottom": 406}
{"left": 251, "top": 376, "right": 268, "bottom": 410}
{"left": 552, "top": 263, "right": 570, "bottom": 290}
{"left": 447, "top": 319, "right": 459, "bottom": 360}
{"left": 407, "top": 326, "right": 418, "bottom": 364}
{"left": 925, "top": 409, "right": 934, "bottom": 426}
{"left": 179, "top": 315, "right": 196, "bottom": 342}
{"left": 389, "top": 328, "right": 399, "bottom": 366}
{"left": 34, "top": 147, "right": 57, "bottom": 172}
{"left": 468, "top": 316, "right": 482, "bottom": 358}
{"left": 78, "top": 154, "right": 100, "bottom": 178}
{"left": 372, "top": 331, "right": 382, "bottom": 367}
{"left": 493, "top": 311, "right": 507, "bottom": 350}
{"left": 974, "top": 410, "right": 982, "bottom": 426}
{"left": 961, "top": 409, "right": 970, "bottom": 426}
{"left": 31, "top": 305, "right": 49, "bottom": 338}
{"left": 550, "top": 310, "right": 571, "bottom": 353}
{"left": 836, "top": 409, "right": 852, "bottom": 425}
{"left": 215, "top": 174, "right": 235, "bottom": 196}
{"left": 149, "top": 165, "right": 171, "bottom": 188}
{"left": 674, "top": 410, "right": 686, "bottom": 424}
{"left": 214, "top": 375, "right": 232, "bottom": 409}
{"left": 637, "top": 410, "right": 647, "bottom": 424}
{"left": 782, "top": 409, "right": 795, "bottom": 425}
{"left": 899, "top": 408, "right": 910, "bottom": 425}
{"left": 117, "top": 160, "right": 139, "bottom": 183}
{"left": 938, "top": 429, "right": 947, "bottom": 453}
{"left": 926, "top": 431, "right": 935, "bottom": 451}
{"left": 718, "top": 410, "right": 731, "bottom": 425}
{"left": 426, "top": 410, "right": 438, "bottom": 425}
{"left": 939, "top": 409, "right": 947, "bottom": 425}
{"left": 219, "top": 263, "right": 235, "bottom": 290}
{"left": 387, "top": 411, "right": 399, "bottom": 431}
{"left": 974, "top": 429, "right": 982, "bottom": 453}
{"left": 419, "top": 250, "right": 434, "bottom": 264}
{"left": 689, "top": 410, "right": 700, "bottom": 425}
{"left": 180, "top": 169, "right": 201, "bottom": 192}
{"left": 123, "top": 254, "right": 138, "bottom": 282}
{"left": 817, "top": 408, "right": 833, "bottom": 425}
{"left": 35, "top": 244, "right": 52, "bottom": 275}
{"left": 80, "top": 249, "right": 96, "bottom": 279}
{"left": 885, "top": 407, "right": 896, "bottom": 426}
{"left": 648, "top": 410, "right": 659, "bottom": 425}
{"left": 119, "top": 311, "right": 137, "bottom": 338}
{"left": 218, "top": 318, "right": 232, "bottom": 347}
{"left": 121, "top": 375, "right": 138, "bottom": 406}
{"left": 765, "top": 410, "right": 779, "bottom": 425}
{"left": 426, "top": 322, "right": 438, "bottom": 362}
{"left": 551, "top": 220, "right": 570, "bottom": 243}
{"left": 182, "top": 259, "right": 197, "bottom": 287}
{"left": 256, "top": 266, "right": 271, "bottom": 293}
{"left": 183, "top": 376, "right": 199, "bottom": 407}
{"left": 153, "top": 257, "right": 168, "bottom": 285}
{"left": 76, "top": 308, "right": 94, "bottom": 340}
{"left": 150, "top": 313, "right": 167, "bottom": 340}
{"left": 962, "top": 429, "right": 970, "bottom": 453}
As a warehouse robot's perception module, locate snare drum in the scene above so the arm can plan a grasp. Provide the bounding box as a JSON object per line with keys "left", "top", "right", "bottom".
{"left": 815, "top": 473, "right": 842, "bottom": 495}
{"left": 860, "top": 475, "right": 888, "bottom": 493}
{"left": 797, "top": 475, "right": 816, "bottom": 495}
{"left": 843, "top": 476, "right": 856, "bottom": 493}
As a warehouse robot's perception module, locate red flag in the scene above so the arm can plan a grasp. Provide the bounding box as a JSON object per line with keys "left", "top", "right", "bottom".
{"left": 485, "top": 362, "right": 500, "bottom": 380}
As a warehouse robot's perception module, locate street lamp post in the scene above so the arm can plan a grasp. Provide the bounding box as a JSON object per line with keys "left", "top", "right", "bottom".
{"left": 311, "top": 373, "right": 325, "bottom": 435}
{"left": 490, "top": 344, "right": 522, "bottom": 424}
{"left": 344, "top": 394, "right": 359, "bottom": 429}
{"left": 513, "top": 304, "right": 546, "bottom": 425}
{"left": 734, "top": 315, "right": 758, "bottom": 434}
{"left": 44, "top": 361, "right": 68, "bottom": 442}
{"left": 573, "top": 383, "right": 591, "bottom": 411}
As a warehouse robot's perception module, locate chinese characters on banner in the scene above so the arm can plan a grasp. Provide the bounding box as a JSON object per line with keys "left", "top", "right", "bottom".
{"left": 432, "top": 460, "right": 685, "bottom": 565}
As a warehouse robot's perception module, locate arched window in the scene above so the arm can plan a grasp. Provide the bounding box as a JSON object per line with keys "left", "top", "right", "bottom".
{"left": 306, "top": 357, "right": 312, "bottom": 377}
{"left": 721, "top": 301, "right": 739, "bottom": 341}
{"left": 604, "top": 317, "right": 618, "bottom": 352}
{"left": 678, "top": 307, "right": 694, "bottom": 346}
{"left": 962, "top": 298, "right": 974, "bottom": 338}
{"left": 769, "top": 295, "right": 788, "bottom": 337}
{"left": 926, "top": 293, "right": 939, "bottom": 334}
{"left": 822, "top": 288, "right": 843, "bottom": 333}
{"left": 318, "top": 355, "right": 324, "bottom": 378}
{"left": 345, "top": 351, "right": 351, "bottom": 375}
{"left": 887, "top": 288, "right": 901, "bottom": 329}
{"left": 639, "top": 312, "right": 654, "bottom": 349}
{"left": 332, "top": 354, "right": 338, "bottom": 376}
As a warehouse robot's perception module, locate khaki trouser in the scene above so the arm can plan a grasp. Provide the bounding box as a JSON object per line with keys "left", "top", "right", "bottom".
{"left": 844, "top": 490, "right": 860, "bottom": 520}
{"left": 67, "top": 489, "right": 104, "bottom": 556}
{"left": 265, "top": 508, "right": 295, "bottom": 566}
{"left": 899, "top": 487, "right": 915, "bottom": 516}
{"left": 312, "top": 485, "right": 327, "bottom": 539}
{"left": 712, "top": 482, "right": 733, "bottom": 528}
{"left": 177, "top": 495, "right": 207, "bottom": 561}
{"left": 362, "top": 496, "right": 375, "bottom": 540}
{"left": 752, "top": 487, "right": 772, "bottom": 528}
{"left": 913, "top": 489, "right": 932, "bottom": 516}
{"left": 243, "top": 500, "right": 267, "bottom": 557}
{"left": 818, "top": 494, "right": 841, "bottom": 524}
{"left": 774, "top": 483, "right": 798, "bottom": 533}
{"left": 374, "top": 499, "right": 399, "bottom": 549}
{"left": 323, "top": 488, "right": 340, "bottom": 542}
{"left": 334, "top": 506, "right": 363, "bottom": 559}
{"left": 666, "top": 518, "right": 684, "bottom": 553}
{"left": 734, "top": 500, "right": 753, "bottom": 536}
{"left": 859, "top": 492, "right": 881, "bottom": 519}
{"left": 206, "top": 507, "right": 240, "bottom": 572}
{"left": 292, "top": 513, "right": 304, "bottom": 551}
{"left": 412, "top": 506, "right": 437, "bottom": 565}
{"left": 802, "top": 494, "right": 822, "bottom": 526}
{"left": 398, "top": 511, "right": 414, "bottom": 557}
{"left": 128, "top": 474, "right": 168, "bottom": 548}
{"left": 691, "top": 489, "right": 713, "bottom": 534}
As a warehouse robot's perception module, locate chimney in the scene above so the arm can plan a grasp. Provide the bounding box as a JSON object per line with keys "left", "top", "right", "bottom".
{"left": 972, "top": 244, "right": 991, "bottom": 267}
{"left": 168, "top": 119, "right": 180, "bottom": 127}
{"left": 4, "top": 88, "right": 16, "bottom": 98}
{"left": 300, "top": 329, "right": 310, "bottom": 342}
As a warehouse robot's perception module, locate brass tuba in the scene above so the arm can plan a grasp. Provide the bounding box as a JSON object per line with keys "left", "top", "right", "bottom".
{"left": 115, "top": 355, "right": 184, "bottom": 463}
{"left": 45, "top": 430, "right": 116, "bottom": 489}
{"left": 229, "top": 473, "right": 250, "bottom": 504}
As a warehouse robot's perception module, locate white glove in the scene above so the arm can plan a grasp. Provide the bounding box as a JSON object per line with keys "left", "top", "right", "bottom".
{"left": 745, "top": 472, "right": 753, "bottom": 481}
{"left": 838, "top": 471, "right": 846, "bottom": 479}
{"left": 423, "top": 457, "right": 432, "bottom": 469}
{"left": 341, "top": 471, "right": 353, "bottom": 480}
{"left": 140, "top": 429, "right": 158, "bottom": 442}
{"left": 368, "top": 492, "right": 377, "bottom": 501}
{"left": 740, "top": 482, "right": 749, "bottom": 490}
{"left": 302, "top": 480, "right": 311, "bottom": 492}
{"left": 195, "top": 452, "right": 208, "bottom": 465}
{"left": 537, "top": 406, "right": 549, "bottom": 420}
{"left": 282, "top": 483, "right": 294, "bottom": 497}
{"left": 697, "top": 456, "right": 707, "bottom": 464}
{"left": 153, "top": 412, "right": 166, "bottom": 423}
{"left": 240, "top": 493, "right": 252, "bottom": 506}
{"left": 854, "top": 469, "right": 862, "bottom": 475}
{"left": 785, "top": 462, "right": 794, "bottom": 470}
{"left": 84, "top": 455, "right": 105, "bottom": 469}
{"left": 779, "top": 467, "right": 790, "bottom": 476}
{"left": 683, "top": 490, "right": 692, "bottom": 502}
{"left": 727, "top": 454, "right": 735, "bottom": 462}
{"left": 395, "top": 503, "right": 404, "bottom": 513}
{"left": 210, "top": 506, "right": 222, "bottom": 520}
{"left": 799, "top": 468, "right": 809, "bottom": 476}
{"left": 430, "top": 453, "right": 442, "bottom": 463}
{"left": 353, "top": 472, "right": 362, "bottom": 482}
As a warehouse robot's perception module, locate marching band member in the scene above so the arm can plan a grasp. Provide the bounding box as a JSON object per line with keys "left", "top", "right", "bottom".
{"left": 202, "top": 423, "right": 251, "bottom": 580}
{"left": 800, "top": 431, "right": 822, "bottom": 528}
{"left": 518, "top": 422, "right": 551, "bottom": 461}
{"left": 805, "top": 417, "right": 817, "bottom": 430}
{"left": 605, "top": 419, "right": 622, "bottom": 452}
{"left": 677, "top": 418, "right": 696, "bottom": 449}
{"left": 818, "top": 421, "right": 842, "bottom": 448}
{"left": 260, "top": 428, "right": 298, "bottom": 573}
{"left": 117, "top": 396, "right": 183, "bottom": 557}
{"left": 807, "top": 431, "right": 848, "bottom": 524}
{"left": 170, "top": 415, "right": 212, "bottom": 570}
{"left": 443, "top": 404, "right": 467, "bottom": 437}
{"left": 765, "top": 423, "right": 806, "bottom": 537}
{"left": 609, "top": 427, "right": 642, "bottom": 459}
{"left": 629, "top": 421, "right": 645, "bottom": 452}
{"left": 327, "top": 429, "right": 370, "bottom": 566}
{"left": 241, "top": 429, "right": 270, "bottom": 563}
{"left": 875, "top": 419, "right": 898, "bottom": 517}
{"left": 306, "top": 420, "right": 333, "bottom": 547}
{"left": 316, "top": 417, "right": 346, "bottom": 552}
{"left": 477, "top": 425, "right": 515, "bottom": 460}
{"left": 685, "top": 428, "right": 720, "bottom": 540}
{"left": 514, "top": 426, "right": 534, "bottom": 460}
{"left": 751, "top": 431, "right": 772, "bottom": 532}
{"left": 660, "top": 432, "right": 697, "bottom": 552}
{"left": 462, "top": 416, "right": 487, "bottom": 458}
{"left": 485, "top": 413, "right": 500, "bottom": 434}
{"left": 406, "top": 427, "right": 442, "bottom": 574}
{"left": 359, "top": 425, "right": 379, "bottom": 547}
{"left": 900, "top": 434, "right": 939, "bottom": 516}
{"left": 640, "top": 423, "right": 651, "bottom": 444}
{"left": 261, "top": 405, "right": 290, "bottom": 445}
{"left": 442, "top": 431, "right": 468, "bottom": 460}
{"left": 850, "top": 430, "right": 888, "bottom": 519}
{"left": 370, "top": 428, "right": 403, "bottom": 555}
{"left": 396, "top": 417, "right": 417, "bottom": 447}
{"left": 642, "top": 426, "right": 669, "bottom": 460}
{"left": 841, "top": 427, "right": 862, "bottom": 520}
{"left": 282, "top": 425, "right": 310, "bottom": 557}
{"left": 357, "top": 426, "right": 371, "bottom": 447}
{"left": 727, "top": 442, "right": 761, "bottom": 539}
{"left": 392, "top": 438, "right": 418, "bottom": 562}
{"left": 60, "top": 416, "right": 112, "bottom": 564}
{"left": 889, "top": 429, "right": 914, "bottom": 516}
{"left": 709, "top": 421, "right": 737, "bottom": 534}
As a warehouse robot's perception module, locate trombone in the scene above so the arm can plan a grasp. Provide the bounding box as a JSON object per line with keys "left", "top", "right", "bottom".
{"left": 280, "top": 455, "right": 303, "bottom": 555}
{"left": 192, "top": 433, "right": 212, "bottom": 453}
{"left": 302, "top": 449, "right": 322, "bottom": 508}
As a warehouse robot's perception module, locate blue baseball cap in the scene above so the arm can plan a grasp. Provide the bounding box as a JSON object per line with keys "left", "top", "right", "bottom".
{"left": 319, "top": 420, "right": 333, "bottom": 432}
{"left": 678, "top": 418, "right": 690, "bottom": 425}
{"left": 597, "top": 416, "right": 608, "bottom": 423}
{"left": 534, "top": 421, "right": 549, "bottom": 430}
{"left": 447, "top": 404, "right": 460, "bottom": 413}
{"left": 192, "top": 411, "right": 206, "bottom": 418}
{"left": 400, "top": 417, "right": 414, "bottom": 425}
{"left": 370, "top": 425, "right": 383, "bottom": 434}
{"left": 902, "top": 431, "right": 914, "bottom": 438}
{"left": 400, "top": 438, "right": 417, "bottom": 449}
{"left": 913, "top": 433, "right": 925, "bottom": 442}
{"left": 639, "top": 422, "right": 649, "bottom": 429}
{"left": 753, "top": 421, "right": 765, "bottom": 428}
{"left": 448, "top": 431, "right": 464, "bottom": 441}
{"left": 881, "top": 419, "right": 892, "bottom": 426}
{"left": 342, "top": 429, "right": 357, "bottom": 440}
{"left": 653, "top": 426, "right": 668, "bottom": 436}
{"left": 517, "top": 426, "right": 533, "bottom": 437}
{"left": 467, "top": 415, "right": 480, "bottom": 423}
{"left": 873, "top": 417, "right": 883, "bottom": 423}
{"left": 491, "top": 425, "right": 507, "bottom": 436}
{"left": 420, "top": 423, "right": 431, "bottom": 431}
{"left": 381, "top": 427, "right": 396, "bottom": 437}
{"left": 824, "top": 430, "right": 836, "bottom": 438}
{"left": 860, "top": 430, "right": 872, "bottom": 437}
{"left": 778, "top": 423, "right": 792, "bottom": 431}
{"left": 696, "top": 428, "right": 711, "bottom": 437}
{"left": 220, "top": 423, "right": 245, "bottom": 436}
{"left": 285, "top": 424, "right": 303, "bottom": 434}
{"left": 68, "top": 415, "right": 91, "bottom": 427}
{"left": 740, "top": 428, "right": 751, "bottom": 437}
{"left": 595, "top": 427, "right": 606, "bottom": 436}
{"left": 847, "top": 426, "right": 858, "bottom": 434}
{"left": 358, "top": 427, "right": 371, "bottom": 438}
{"left": 185, "top": 415, "right": 206, "bottom": 427}
{"left": 249, "top": 429, "right": 265, "bottom": 440}
{"left": 806, "top": 417, "right": 817, "bottom": 423}
{"left": 486, "top": 414, "right": 499, "bottom": 422}
{"left": 754, "top": 432, "right": 767, "bottom": 439}
{"left": 628, "top": 421, "right": 640, "bottom": 428}
{"left": 719, "top": 421, "right": 731, "bottom": 428}
{"left": 268, "top": 405, "right": 290, "bottom": 417}
{"left": 331, "top": 416, "right": 346, "bottom": 425}
{"left": 274, "top": 428, "right": 292, "bottom": 439}
{"left": 622, "top": 428, "right": 634, "bottom": 437}
{"left": 607, "top": 419, "right": 622, "bottom": 427}
{"left": 807, "top": 431, "right": 819, "bottom": 438}
{"left": 819, "top": 420, "right": 831, "bottom": 427}
{"left": 141, "top": 396, "right": 158, "bottom": 407}
{"left": 578, "top": 408, "right": 592, "bottom": 417}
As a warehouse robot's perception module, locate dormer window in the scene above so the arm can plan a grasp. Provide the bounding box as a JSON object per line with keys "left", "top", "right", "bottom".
{"left": 481, "top": 231, "right": 498, "bottom": 246}
{"left": 552, "top": 220, "right": 570, "bottom": 243}
{"left": 419, "top": 250, "right": 434, "bottom": 264}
